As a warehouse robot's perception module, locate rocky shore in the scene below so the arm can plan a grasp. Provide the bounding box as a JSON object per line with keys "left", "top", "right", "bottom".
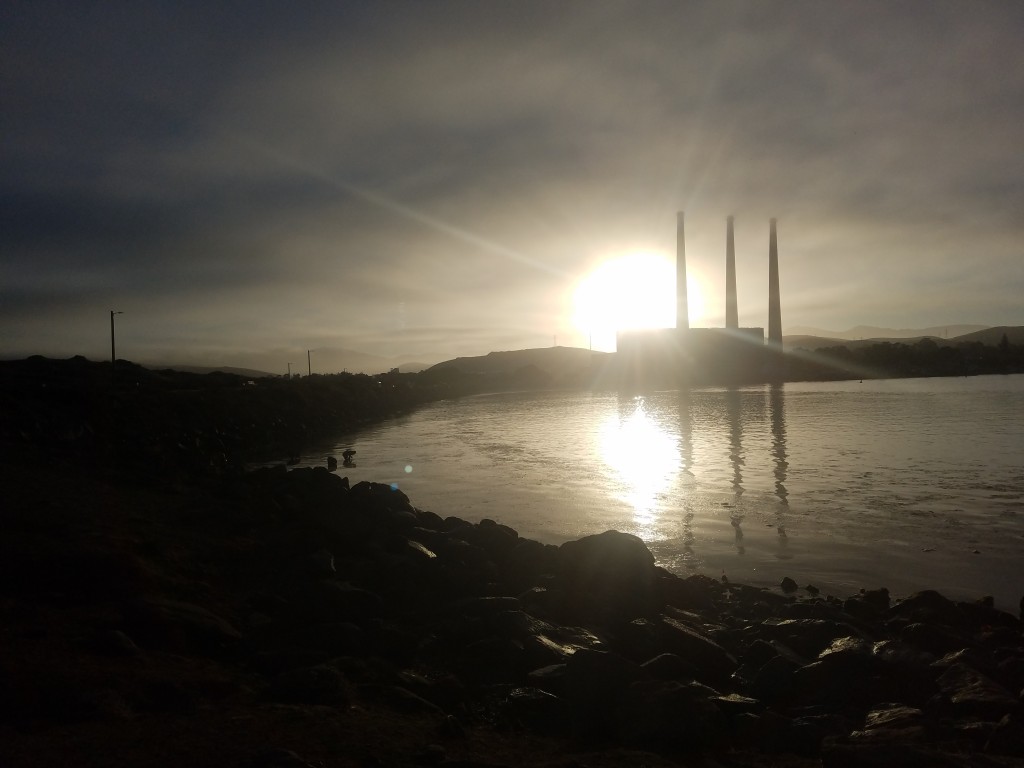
{"left": 3, "top": 454, "right": 1022, "bottom": 767}
{"left": 1, "top": 357, "right": 1022, "bottom": 766}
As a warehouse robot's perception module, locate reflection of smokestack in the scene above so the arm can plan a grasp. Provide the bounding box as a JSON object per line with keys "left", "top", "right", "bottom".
{"left": 676, "top": 211, "right": 689, "bottom": 330}
{"left": 768, "top": 218, "right": 782, "bottom": 347}
{"left": 725, "top": 215, "right": 738, "bottom": 329}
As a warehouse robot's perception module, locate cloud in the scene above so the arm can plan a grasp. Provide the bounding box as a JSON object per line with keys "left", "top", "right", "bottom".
{"left": 2, "top": 1, "right": 1023, "bottom": 364}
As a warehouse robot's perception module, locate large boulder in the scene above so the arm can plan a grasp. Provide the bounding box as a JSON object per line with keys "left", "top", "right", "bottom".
{"left": 555, "top": 530, "right": 663, "bottom": 625}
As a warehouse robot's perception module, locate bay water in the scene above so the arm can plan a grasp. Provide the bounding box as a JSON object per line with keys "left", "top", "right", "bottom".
{"left": 292, "top": 375, "right": 1024, "bottom": 612}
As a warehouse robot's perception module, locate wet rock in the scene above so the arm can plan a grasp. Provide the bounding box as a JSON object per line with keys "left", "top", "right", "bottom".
{"left": 641, "top": 653, "right": 693, "bottom": 681}
{"left": 863, "top": 703, "right": 925, "bottom": 730}
{"left": 503, "top": 686, "right": 569, "bottom": 734}
{"left": 900, "top": 621, "right": 972, "bottom": 656}
{"left": 935, "top": 662, "right": 1020, "bottom": 721}
{"left": 793, "top": 645, "right": 899, "bottom": 708}
{"left": 781, "top": 576, "right": 798, "bottom": 593}
{"left": 757, "top": 618, "right": 856, "bottom": 659}
{"left": 709, "top": 692, "right": 760, "bottom": 716}
{"left": 657, "top": 616, "right": 737, "bottom": 684}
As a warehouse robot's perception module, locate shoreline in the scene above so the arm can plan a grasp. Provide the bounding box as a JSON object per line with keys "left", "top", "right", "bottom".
{"left": 2, "top": 453, "right": 1021, "bottom": 766}
{"left": 2, "top": 357, "right": 1022, "bottom": 765}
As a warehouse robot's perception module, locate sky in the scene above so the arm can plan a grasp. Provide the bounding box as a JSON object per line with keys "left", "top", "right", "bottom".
{"left": 3, "top": 1, "right": 1023, "bottom": 371}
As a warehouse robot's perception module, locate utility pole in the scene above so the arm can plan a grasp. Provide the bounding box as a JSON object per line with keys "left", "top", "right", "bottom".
{"left": 307, "top": 350, "right": 311, "bottom": 376}
{"left": 287, "top": 362, "right": 294, "bottom": 379}
{"left": 110, "top": 310, "right": 123, "bottom": 365}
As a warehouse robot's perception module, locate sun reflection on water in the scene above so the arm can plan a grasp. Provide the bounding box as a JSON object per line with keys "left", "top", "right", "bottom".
{"left": 599, "top": 397, "right": 680, "bottom": 536}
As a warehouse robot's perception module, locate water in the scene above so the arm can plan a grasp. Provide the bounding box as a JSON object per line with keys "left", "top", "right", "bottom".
{"left": 291, "top": 375, "right": 1024, "bottom": 612}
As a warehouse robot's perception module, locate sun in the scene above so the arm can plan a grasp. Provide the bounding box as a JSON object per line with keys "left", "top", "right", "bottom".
{"left": 572, "top": 253, "right": 705, "bottom": 350}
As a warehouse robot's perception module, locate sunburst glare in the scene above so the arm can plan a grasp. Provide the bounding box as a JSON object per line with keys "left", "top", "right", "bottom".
{"left": 572, "top": 253, "right": 706, "bottom": 351}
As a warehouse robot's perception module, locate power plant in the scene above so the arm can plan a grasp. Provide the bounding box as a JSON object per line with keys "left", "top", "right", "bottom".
{"left": 616, "top": 212, "right": 783, "bottom": 384}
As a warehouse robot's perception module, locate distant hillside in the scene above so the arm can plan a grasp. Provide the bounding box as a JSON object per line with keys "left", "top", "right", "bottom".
{"left": 785, "top": 324, "right": 989, "bottom": 340}
{"left": 141, "top": 348, "right": 439, "bottom": 377}
{"left": 428, "top": 346, "right": 609, "bottom": 385}
{"left": 143, "top": 363, "right": 276, "bottom": 378}
{"left": 951, "top": 326, "right": 1024, "bottom": 346}
{"left": 784, "top": 334, "right": 941, "bottom": 352}
{"left": 786, "top": 325, "right": 1023, "bottom": 352}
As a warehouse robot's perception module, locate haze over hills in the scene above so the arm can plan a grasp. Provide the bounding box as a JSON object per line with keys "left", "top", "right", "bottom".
{"left": 784, "top": 324, "right": 989, "bottom": 340}
{"left": 136, "top": 348, "right": 434, "bottom": 377}
{"left": 784, "top": 325, "right": 1023, "bottom": 352}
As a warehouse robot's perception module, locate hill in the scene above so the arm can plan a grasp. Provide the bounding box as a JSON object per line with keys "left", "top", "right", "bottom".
{"left": 785, "top": 324, "right": 989, "bottom": 341}
{"left": 428, "top": 346, "right": 609, "bottom": 388}
{"left": 786, "top": 326, "right": 1024, "bottom": 352}
{"left": 951, "top": 325, "right": 1024, "bottom": 346}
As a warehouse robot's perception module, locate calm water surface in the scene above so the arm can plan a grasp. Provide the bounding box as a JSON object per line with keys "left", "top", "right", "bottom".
{"left": 294, "top": 375, "right": 1024, "bottom": 611}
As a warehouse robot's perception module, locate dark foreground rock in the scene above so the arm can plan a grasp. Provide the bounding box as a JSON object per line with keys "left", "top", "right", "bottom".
{"left": 2, "top": 457, "right": 1022, "bottom": 768}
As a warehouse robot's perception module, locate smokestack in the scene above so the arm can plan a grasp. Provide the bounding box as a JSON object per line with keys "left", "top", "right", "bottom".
{"left": 768, "top": 218, "right": 782, "bottom": 347}
{"left": 725, "top": 215, "right": 738, "bottom": 329}
{"left": 676, "top": 211, "right": 689, "bottom": 330}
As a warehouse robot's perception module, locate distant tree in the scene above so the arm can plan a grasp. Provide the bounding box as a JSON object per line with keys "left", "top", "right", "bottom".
{"left": 999, "top": 333, "right": 1010, "bottom": 353}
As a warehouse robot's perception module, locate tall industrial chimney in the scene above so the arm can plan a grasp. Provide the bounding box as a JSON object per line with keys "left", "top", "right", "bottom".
{"left": 725, "top": 215, "right": 738, "bottom": 329}
{"left": 676, "top": 211, "right": 689, "bottom": 330}
{"left": 768, "top": 218, "right": 782, "bottom": 347}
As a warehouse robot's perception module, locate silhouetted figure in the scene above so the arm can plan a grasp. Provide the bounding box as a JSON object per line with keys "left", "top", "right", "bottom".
{"left": 342, "top": 449, "right": 356, "bottom": 467}
{"left": 327, "top": 456, "right": 338, "bottom": 471}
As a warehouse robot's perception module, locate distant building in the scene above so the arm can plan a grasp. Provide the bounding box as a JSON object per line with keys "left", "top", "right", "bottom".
{"left": 616, "top": 213, "right": 782, "bottom": 386}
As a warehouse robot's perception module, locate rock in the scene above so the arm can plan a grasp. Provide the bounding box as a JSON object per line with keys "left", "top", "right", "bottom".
{"left": 658, "top": 616, "right": 737, "bottom": 684}
{"left": 747, "top": 654, "right": 800, "bottom": 705}
{"left": 503, "top": 687, "right": 569, "bottom": 734}
{"left": 900, "top": 621, "right": 972, "bottom": 656}
{"left": 123, "top": 597, "right": 241, "bottom": 657}
{"left": 299, "top": 580, "right": 383, "bottom": 622}
{"left": 562, "top": 649, "right": 644, "bottom": 736}
{"left": 709, "top": 692, "right": 760, "bottom": 716}
{"left": 888, "top": 590, "right": 966, "bottom": 628}
{"left": 935, "top": 663, "right": 1020, "bottom": 721}
{"left": 269, "top": 664, "right": 351, "bottom": 705}
{"left": 862, "top": 587, "right": 891, "bottom": 612}
{"left": 376, "top": 685, "right": 444, "bottom": 715}
{"left": 88, "top": 628, "right": 142, "bottom": 657}
{"left": 659, "top": 572, "right": 717, "bottom": 611}
{"left": 615, "top": 618, "right": 663, "bottom": 662}
{"left": 349, "top": 480, "right": 414, "bottom": 514}
{"left": 243, "top": 748, "right": 318, "bottom": 767}
{"left": 793, "top": 646, "right": 898, "bottom": 708}
{"left": 985, "top": 710, "right": 1024, "bottom": 756}
{"left": 863, "top": 704, "right": 924, "bottom": 730}
{"left": 781, "top": 576, "right": 799, "bottom": 593}
{"left": 641, "top": 653, "right": 694, "bottom": 681}
{"left": 614, "top": 679, "right": 726, "bottom": 749}
{"left": 556, "top": 531, "right": 662, "bottom": 624}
